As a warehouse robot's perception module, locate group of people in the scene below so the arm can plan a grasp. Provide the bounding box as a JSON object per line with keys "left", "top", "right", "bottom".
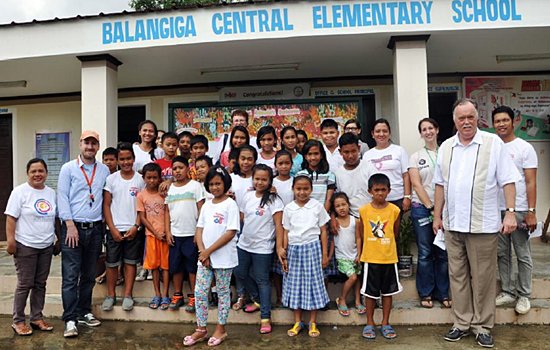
{"left": 5, "top": 98, "right": 538, "bottom": 349}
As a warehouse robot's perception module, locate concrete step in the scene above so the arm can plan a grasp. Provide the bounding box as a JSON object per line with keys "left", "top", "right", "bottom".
{"left": 3, "top": 274, "right": 550, "bottom": 301}
{"left": 1, "top": 293, "right": 549, "bottom": 325}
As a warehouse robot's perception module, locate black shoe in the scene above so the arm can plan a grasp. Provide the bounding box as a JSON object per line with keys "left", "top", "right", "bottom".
{"left": 476, "top": 333, "right": 494, "bottom": 348}
{"left": 210, "top": 292, "right": 218, "bottom": 306}
{"left": 444, "top": 327, "right": 470, "bottom": 342}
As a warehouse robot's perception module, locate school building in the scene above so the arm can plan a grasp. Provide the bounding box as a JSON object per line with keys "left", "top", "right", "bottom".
{"left": 0, "top": 0, "right": 549, "bottom": 240}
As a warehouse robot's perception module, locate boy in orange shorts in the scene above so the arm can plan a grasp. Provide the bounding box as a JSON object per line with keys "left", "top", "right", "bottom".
{"left": 136, "top": 163, "right": 170, "bottom": 309}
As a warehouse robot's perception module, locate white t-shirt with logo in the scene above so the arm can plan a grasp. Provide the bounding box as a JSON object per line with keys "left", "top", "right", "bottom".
{"left": 230, "top": 173, "right": 254, "bottom": 209}
{"left": 5, "top": 183, "right": 56, "bottom": 249}
{"left": 334, "top": 216, "right": 358, "bottom": 261}
{"left": 273, "top": 177, "right": 293, "bottom": 206}
{"left": 498, "top": 138, "right": 538, "bottom": 211}
{"left": 197, "top": 197, "right": 240, "bottom": 268}
{"left": 165, "top": 180, "right": 205, "bottom": 237}
{"left": 238, "top": 191, "right": 284, "bottom": 254}
{"left": 104, "top": 171, "right": 145, "bottom": 231}
{"left": 363, "top": 144, "right": 409, "bottom": 201}
{"left": 133, "top": 143, "right": 164, "bottom": 173}
{"left": 409, "top": 147, "right": 438, "bottom": 203}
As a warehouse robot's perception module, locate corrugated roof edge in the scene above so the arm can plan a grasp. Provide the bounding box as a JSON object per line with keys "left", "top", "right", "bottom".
{"left": 0, "top": 0, "right": 291, "bottom": 28}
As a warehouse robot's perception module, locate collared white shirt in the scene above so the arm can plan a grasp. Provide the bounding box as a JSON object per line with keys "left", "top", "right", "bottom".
{"left": 283, "top": 198, "right": 330, "bottom": 246}
{"left": 324, "top": 144, "right": 344, "bottom": 173}
{"left": 433, "top": 130, "right": 520, "bottom": 234}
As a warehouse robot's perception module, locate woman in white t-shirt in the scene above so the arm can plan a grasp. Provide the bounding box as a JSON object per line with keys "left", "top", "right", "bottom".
{"left": 133, "top": 120, "right": 164, "bottom": 173}
{"left": 234, "top": 164, "right": 284, "bottom": 334}
{"left": 409, "top": 118, "right": 450, "bottom": 309}
{"left": 5, "top": 158, "right": 57, "bottom": 335}
{"left": 363, "top": 118, "right": 411, "bottom": 212}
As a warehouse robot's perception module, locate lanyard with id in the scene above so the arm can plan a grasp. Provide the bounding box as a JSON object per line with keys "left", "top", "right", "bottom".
{"left": 77, "top": 158, "right": 97, "bottom": 208}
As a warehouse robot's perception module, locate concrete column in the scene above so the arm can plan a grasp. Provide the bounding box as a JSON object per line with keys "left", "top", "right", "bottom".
{"left": 388, "top": 36, "right": 430, "bottom": 152}
{"left": 77, "top": 54, "right": 122, "bottom": 153}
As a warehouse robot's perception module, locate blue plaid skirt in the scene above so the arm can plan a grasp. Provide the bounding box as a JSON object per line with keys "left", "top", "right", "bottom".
{"left": 282, "top": 240, "right": 330, "bottom": 310}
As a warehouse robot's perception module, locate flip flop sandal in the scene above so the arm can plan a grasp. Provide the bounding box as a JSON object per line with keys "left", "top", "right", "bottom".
{"left": 381, "top": 325, "right": 397, "bottom": 339}
{"left": 287, "top": 322, "right": 304, "bottom": 337}
{"left": 232, "top": 296, "right": 246, "bottom": 311}
{"left": 260, "top": 319, "right": 272, "bottom": 334}
{"left": 441, "top": 299, "right": 452, "bottom": 308}
{"left": 244, "top": 302, "right": 261, "bottom": 313}
{"left": 308, "top": 322, "right": 320, "bottom": 337}
{"left": 183, "top": 328, "right": 208, "bottom": 347}
{"left": 149, "top": 296, "right": 161, "bottom": 309}
{"left": 362, "top": 325, "right": 376, "bottom": 339}
{"left": 159, "top": 296, "right": 171, "bottom": 310}
{"left": 355, "top": 304, "right": 367, "bottom": 315}
{"left": 420, "top": 297, "right": 434, "bottom": 308}
{"left": 207, "top": 333, "right": 228, "bottom": 347}
{"left": 336, "top": 297, "right": 350, "bottom": 316}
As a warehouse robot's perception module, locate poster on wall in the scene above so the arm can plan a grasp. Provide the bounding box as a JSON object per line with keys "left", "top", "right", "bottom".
{"left": 464, "top": 76, "right": 550, "bottom": 141}
{"left": 171, "top": 101, "right": 360, "bottom": 141}
{"left": 35, "top": 132, "right": 70, "bottom": 189}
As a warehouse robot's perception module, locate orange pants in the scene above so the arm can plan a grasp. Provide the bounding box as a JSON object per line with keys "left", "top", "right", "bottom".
{"left": 143, "top": 235, "right": 169, "bottom": 270}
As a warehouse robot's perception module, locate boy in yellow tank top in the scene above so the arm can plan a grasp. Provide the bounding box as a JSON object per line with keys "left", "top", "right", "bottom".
{"left": 358, "top": 173, "right": 402, "bottom": 340}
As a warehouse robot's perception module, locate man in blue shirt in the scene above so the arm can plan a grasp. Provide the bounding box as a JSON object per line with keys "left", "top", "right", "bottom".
{"left": 57, "top": 130, "right": 110, "bottom": 338}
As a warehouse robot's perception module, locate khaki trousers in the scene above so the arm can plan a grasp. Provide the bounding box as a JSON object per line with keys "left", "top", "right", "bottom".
{"left": 445, "top": 231, "right": 497, "bottom": 335}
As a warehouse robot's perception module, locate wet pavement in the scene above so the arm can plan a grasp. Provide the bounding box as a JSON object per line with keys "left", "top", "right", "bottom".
{"left": 1, "top": 316, "right": 548, "bottom": 350}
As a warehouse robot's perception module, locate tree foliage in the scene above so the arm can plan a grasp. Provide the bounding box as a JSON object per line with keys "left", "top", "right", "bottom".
{"left": 129, "top": 0, "right": 233, "bottom": 11}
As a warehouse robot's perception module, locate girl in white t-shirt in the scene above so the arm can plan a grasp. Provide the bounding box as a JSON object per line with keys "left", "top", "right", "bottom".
{"left": 184, "top": 166, "right": 240, "bottom": 347}
{"left": 256, "top": 126, "right": 277, "bottom": 172}
{"left": 331, "top": 192, "right": 365, "bottom": 317}
{"left": 229, "top": 145, "right": 257, "bottom": 210}
{"left": 235, "top": 164, "right": 284, "bottom": 334}
{"left": 282, "top": 175, "right": 330, "bottom": 338}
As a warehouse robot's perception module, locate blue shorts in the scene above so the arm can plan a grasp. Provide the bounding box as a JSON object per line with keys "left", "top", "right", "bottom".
{"left": 169, "top": 236, "right": 198, "bottom": 274}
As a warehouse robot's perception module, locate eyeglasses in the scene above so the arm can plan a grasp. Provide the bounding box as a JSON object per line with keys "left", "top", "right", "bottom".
{"left": 345, "top": 127, "right": 359, "bottom": 131}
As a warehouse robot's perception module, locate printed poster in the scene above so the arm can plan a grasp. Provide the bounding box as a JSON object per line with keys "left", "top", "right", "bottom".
{"left": 35, "top": 132, "right": 70, "bottom": 189}
{"left": 171, "top": 101, "right": 360, "bottom": 141}
{"left": 464, "top": 76, "right": 550, "bottom": 141}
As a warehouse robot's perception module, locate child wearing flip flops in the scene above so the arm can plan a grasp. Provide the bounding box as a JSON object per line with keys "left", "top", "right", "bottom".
{"left": 281, "top": 175, "right": 331, "bottom": 338}
{"left": 331, "top": 192, "right": 365, "bottom": 317}
{"left": 358, "top": 174, "right": 403, "bottom": 340}
{"left": 183, "top": 166, "right": 240, "bottom": 347}
{"left": 136, "top": 163, "right": 170, "bottom": 310}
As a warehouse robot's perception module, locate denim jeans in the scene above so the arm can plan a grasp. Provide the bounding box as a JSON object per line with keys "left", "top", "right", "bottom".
{"left": 411, "top": 203, "right": 449, "bottom": 300}
{"left": 235, "top": 247, "right": 273, "bottom": 319}
{"left": 61, "top": 223, "right": 103, "bottom": 322}
{"left": 497, "top": 211, "right": 532, "bottom": 298}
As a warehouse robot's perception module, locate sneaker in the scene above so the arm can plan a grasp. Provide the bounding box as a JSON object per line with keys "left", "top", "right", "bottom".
{"left": 185, "top": 295, "right": 196, "bottom": 313}
{"left": 169, "top": 293, "right": 185, "bottom": 311}
{"left": 444, "top": 327, "right": 470, "bottom": 342}
{"left": 78, "top": 313, "right": 101, "bottom": 327}
{"left": 122, "top": 297, "right": 135, "bottom": 311}
{"left": 495, "top": 292, "right": 516, "bottom": 306}
{"left": 476, "top": 333, "right": 495, "bottom": 348}
{"left": 146, "top": 269, "right": 153, "bottom": 280}
{"left": 515, "top": 296, "right": 531, "bottom": 314}
{"left": 63, "top": 321, "right": 78, "bottom": 338}
{"left": 101, "top": 296, "right": 116, "bottom": 311}
{"left": 135, "top": 267, "right": 148, "bottom": 281}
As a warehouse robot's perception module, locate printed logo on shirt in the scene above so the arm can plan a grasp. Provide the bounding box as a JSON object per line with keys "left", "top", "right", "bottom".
{"left": 370, "top": 155, "right": 392, "bottom": 170}
{"left": 129, "top": 187, "right": 140, "bottom": 197}
{"left": 213, "top": 213, "right": 225, "bottom": 224}
{"left": 34, "top": 199, "right": 53, "bottom": 216}
{"left": 369, "top": 217, "right": 388, "bottom": 238}
{"left": 145, "top": 201, "right": 164, "bottom": 216}
{"left": 255, "top": 207, "right": 265, "bottom": 216}
{"left": 161, "top": 167, "right": 173, "bottom": 180}
{"left": 166, "top": 192, "right": 197, "bottom": 203}
{"left": 417, "top": 158, "right": 429, "bottom": 170}
{"left": 419, "top": 159, "right": 426, "bottom": 166}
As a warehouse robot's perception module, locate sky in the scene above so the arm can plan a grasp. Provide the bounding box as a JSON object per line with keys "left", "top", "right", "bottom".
{"left": 0, "top": 0, "right": 131, "bottom": 24}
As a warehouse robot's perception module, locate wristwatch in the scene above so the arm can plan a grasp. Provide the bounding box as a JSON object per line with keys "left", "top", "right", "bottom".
{"left": 528, "top": 208, "right": 536, "bottom": 214}
{"left": 505, "top": 208, "right": 515, "bottom": 213}
{"left": 403, "top": 195, "right": 412, "bottom": 200}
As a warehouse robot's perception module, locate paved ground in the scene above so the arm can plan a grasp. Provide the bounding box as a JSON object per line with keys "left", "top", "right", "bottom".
{"left": 0, "top": 317, "right": 548, "bottom": 350}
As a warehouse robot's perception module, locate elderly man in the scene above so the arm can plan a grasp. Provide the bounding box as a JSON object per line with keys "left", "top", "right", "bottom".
{"left": 433, "top": 99, "right": 520, "bottom": 348}
{"left": 57, "top": 131, "right": 110, "bottom": 338}
{"left": 492, "top": 106, "right": 538, "bottom": 314}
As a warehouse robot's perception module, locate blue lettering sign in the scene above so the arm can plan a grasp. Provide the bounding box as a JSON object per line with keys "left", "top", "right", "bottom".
{"left": 212, "top": 9, "right": 294, "bottom": 35}
{"left": 451, "top": 0, "right": 522, "bottom": 23}
{"left": 312, "top": 2, "right": 433, "bottom": 29}
{"left": 102, "top": 16, "right": 197, "bottom": 44}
